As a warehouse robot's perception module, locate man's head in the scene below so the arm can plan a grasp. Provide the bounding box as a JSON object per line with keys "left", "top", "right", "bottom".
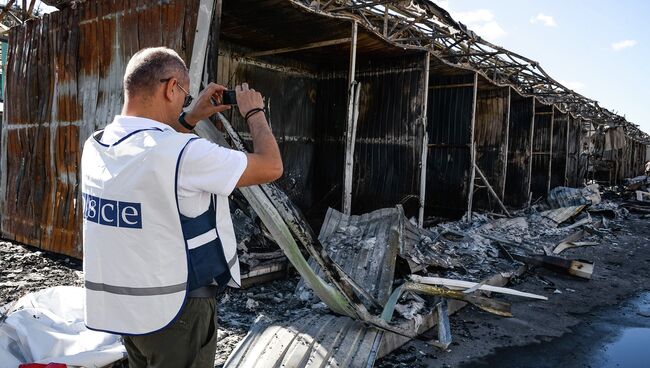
{"left": 122, "top": 47, "right": 191, "bottom": 128}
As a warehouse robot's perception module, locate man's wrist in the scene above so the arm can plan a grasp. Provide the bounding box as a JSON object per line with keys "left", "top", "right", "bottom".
{"left": 246, "top": 112, "right": 267, "bottom": 125}
{"left": 183, "top": 110, "right": 199, "bottom": 126}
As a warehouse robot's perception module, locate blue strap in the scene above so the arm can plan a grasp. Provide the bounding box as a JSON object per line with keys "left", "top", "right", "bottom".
{"left": 93, "top": 127, "right": 164, "bottom": 147}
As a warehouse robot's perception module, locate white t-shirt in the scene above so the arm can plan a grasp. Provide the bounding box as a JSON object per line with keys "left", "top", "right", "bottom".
{"left": 100, "top": 115, "right": 248, "bottom": 217}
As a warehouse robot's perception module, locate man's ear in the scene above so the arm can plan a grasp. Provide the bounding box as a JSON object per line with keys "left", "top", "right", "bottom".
{"left": 163, "top": 79, "right": 176, "bottom": 102}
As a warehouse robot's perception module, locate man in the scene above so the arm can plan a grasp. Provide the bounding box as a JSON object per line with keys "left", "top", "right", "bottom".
{"left": 81, "top": 47, "right": 282, "bottom": 367}
{"left": 645, "top": 160, "right": 650, "bottom": 177}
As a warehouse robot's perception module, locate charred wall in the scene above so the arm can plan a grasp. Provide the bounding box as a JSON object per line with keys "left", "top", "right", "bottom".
{"left": 504, "top": 92, "right": 534, "bottom": 207}
{"left": 216, "top": 44, "right": 426, "bottom": 223}
{"left": 566, "top": 115, "right": 582, "bottom": 187}
{"left": 550, "top": 108, "right": 568, "bottom": 189}
{"left": 473, "top": 81, "right": 509, "bottom": 210}
{"left": 350, "top": 55, "right": 426, "bottom": 216}
{"left": 425, "top": 72, "right": 475, "bottom": 217}
{"left": 216, "top": 44, "right": 325, "bottom": 220}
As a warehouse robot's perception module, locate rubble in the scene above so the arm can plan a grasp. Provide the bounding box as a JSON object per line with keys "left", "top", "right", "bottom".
{"left": 0, "top": 242, "right": 83, "bottom": 306}
{"left": 1, "top": 182, "right": 641, "bottom": 367}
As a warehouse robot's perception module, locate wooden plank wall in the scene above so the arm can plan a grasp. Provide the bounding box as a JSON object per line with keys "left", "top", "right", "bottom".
{"left": 425, "top": 73, "right": 476, "bottom": 217}
{"left": 1, "top": 0, "right": 199, "bottom": 257}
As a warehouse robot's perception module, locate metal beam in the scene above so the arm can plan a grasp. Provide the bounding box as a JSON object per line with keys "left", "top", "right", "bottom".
{"left": 245, "top": 38, "right": 352, "bottom": 58}
{"left": 342, "top": 21, "right": 358, "bottom": 215}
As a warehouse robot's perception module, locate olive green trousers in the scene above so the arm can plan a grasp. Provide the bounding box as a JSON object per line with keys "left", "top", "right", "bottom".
{"left": 122, "top": 298, "right": 218, "bottom": 368}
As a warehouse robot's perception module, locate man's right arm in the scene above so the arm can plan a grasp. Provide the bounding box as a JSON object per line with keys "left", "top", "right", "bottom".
{"left": 234, "top": 83, "right": 283, "bottom": 187}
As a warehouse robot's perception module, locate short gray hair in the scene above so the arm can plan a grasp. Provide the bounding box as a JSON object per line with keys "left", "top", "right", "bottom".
{"left": 123, "top": 47, "right": 187, "bottom": 97}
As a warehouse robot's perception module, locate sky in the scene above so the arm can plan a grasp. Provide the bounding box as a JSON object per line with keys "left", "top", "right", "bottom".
{"left": 435, "top": 0, "right": 650, "bottom": 133}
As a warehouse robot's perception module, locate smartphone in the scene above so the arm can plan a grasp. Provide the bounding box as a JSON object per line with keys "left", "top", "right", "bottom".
{"left": 222, "top": 90, "right": 237, "bottom": 105}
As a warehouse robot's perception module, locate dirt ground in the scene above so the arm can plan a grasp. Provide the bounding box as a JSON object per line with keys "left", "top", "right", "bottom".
{"left": 2, "top": 203, "right": 649, "bottom": 367}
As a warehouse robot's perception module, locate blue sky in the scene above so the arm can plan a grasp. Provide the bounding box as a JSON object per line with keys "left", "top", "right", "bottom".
{"left": 436, "top": 0, "right": 649, "bottom": 133}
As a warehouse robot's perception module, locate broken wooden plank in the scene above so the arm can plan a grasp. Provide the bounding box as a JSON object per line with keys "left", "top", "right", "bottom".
{"left": 553, "top": 241, "right": 599, "bottom": 255}
{"left": 409, "top": 275, "right": 548, "bottom": 300}
{"left": 552, "top": 229, "right": 599, "bottom": 254}
{"left": 540, "top": 205, "right": 586, "bottom": 224}
{"left": 511, "top": 253, "right": 594, "bottom": 279}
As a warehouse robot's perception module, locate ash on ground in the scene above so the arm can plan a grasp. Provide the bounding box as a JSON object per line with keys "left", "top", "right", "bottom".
{"left": 0, "top": 241, "right": 83, "bottom": 306}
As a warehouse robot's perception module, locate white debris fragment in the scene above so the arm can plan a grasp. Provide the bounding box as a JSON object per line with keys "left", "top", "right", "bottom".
{"left": 245, "top": 298, "right": 259, "bottom": 310}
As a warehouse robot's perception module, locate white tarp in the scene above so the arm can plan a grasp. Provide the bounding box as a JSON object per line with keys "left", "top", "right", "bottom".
{"left": 0, "top": 286, "right": 125, "bottom": 368}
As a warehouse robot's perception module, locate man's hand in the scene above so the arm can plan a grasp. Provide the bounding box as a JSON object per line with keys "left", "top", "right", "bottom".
{"left": 184, "top": 83, "right": 232, "bottom": 125}
{"left": 235, "top": 83, "right": 264, "bottom": 118}
{"left": 231, "top": 83, "right": 284, "bottom": 187}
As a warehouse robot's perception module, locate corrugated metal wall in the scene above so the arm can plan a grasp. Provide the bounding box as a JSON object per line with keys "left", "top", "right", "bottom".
{"left": 530, "top": 102, "right": 553, "bottom": 199}
{"left": 550, "top": 108, "right": 568, "bottom": 189}
{"left": 425, "top": 72, "right": 475, "bottom": 217}
{"left": 504, "top": 92, "right": 534, "bottom": 207}
{"left": 1, "top": 0, "right": 199, "bottom": 257}
{"left": 473, "top": 83, "right": 509, "bottom": 210}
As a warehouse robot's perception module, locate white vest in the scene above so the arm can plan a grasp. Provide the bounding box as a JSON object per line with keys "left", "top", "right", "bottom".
{"left": 81, "top": 128, "right": 240, "bottom": 335}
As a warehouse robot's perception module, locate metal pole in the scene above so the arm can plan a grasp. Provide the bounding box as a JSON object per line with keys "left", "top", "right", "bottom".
{"left": 342, "top": 21, "right": 358, "bottom": 215}
{"left": 418, "top": 52, "right": 430, "bottom": 227}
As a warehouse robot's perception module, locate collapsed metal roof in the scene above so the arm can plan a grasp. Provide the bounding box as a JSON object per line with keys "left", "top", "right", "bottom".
{"left": 36, "top": 0, "right": 647, "bottom": 142}
{"left": 297, "top": 0, "right": 649, "bottom": 144}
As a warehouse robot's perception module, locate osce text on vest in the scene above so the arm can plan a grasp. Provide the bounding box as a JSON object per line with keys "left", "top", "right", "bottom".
{"left": 82, "top": 193, "right": 142, "bottom": 229}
